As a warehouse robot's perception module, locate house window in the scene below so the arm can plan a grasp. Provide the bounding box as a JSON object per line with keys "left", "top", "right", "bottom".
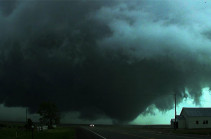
{"left": 203, "top": 120, "right": 208, "bottom": 124}
{"left": 196, "top": 121, "right": 199, "bottom": 124}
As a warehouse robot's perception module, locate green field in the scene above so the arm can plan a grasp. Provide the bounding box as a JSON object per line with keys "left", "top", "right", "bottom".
{"left": 0, "top": 127, "right": 76, "bottom": 139}
{"left": 173, "top": 128, "right": 211, "bottom": 135}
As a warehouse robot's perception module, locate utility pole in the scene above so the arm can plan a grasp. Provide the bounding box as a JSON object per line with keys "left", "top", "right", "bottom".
{"left": 26, "top": 108, "right": 28, "bottom": 123}
{"left": 174, "top": 93, "right": 177, "bottom": 130}
{"left": 26, "top": 108, "right": 28, "bottom": 135}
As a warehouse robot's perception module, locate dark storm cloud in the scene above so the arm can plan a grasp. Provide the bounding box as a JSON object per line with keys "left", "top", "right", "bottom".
{"left": 0, "top": 0, "right": 18, "bottom": 16}
{"left": 1, "top": 0, "right": 211, "bottom": 123}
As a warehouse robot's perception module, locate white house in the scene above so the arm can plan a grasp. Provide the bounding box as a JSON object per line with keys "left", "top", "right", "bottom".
{"left": 171, "top": 107, "right": 211, "bottom": 129}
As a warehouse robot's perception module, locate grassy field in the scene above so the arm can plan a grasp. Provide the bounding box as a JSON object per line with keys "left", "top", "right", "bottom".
{"left": 0, "top": 127, "right": 76, "bottom": 139}
{"left": 98, "top": 125, "right": 211, "bottom": 136}
{"left": 173, "top": 128, "right": 211, "bottom": 135}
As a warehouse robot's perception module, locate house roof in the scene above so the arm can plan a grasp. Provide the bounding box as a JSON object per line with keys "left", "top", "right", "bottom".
{"left": 180, "top": 107, "right": 211, "bottom": 117}
{"left": 171, "top": 115, "right": 185, "bottom": 122}
{"left": 176, "top": 115, "right": 185, "bottom": 120}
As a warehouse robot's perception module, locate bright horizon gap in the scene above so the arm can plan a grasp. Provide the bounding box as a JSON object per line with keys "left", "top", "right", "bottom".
{"left": 130, "top": 87, "right": 211, "bottom": 125}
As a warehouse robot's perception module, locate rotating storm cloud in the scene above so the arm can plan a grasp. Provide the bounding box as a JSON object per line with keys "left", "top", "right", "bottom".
{"left": 0, "top": 0, "right": 211, "bottom": 124}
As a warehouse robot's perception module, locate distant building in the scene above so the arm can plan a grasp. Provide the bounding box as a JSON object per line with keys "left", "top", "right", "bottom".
{"left": 42, "top": 125, "right": 48, "bottom": 130}
{"left": 171, "top": 107, "right": 211, "bottom": 129}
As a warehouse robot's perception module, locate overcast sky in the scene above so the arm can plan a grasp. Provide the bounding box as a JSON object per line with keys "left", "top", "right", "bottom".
{"left": 0, "top": 0, "right": 211, "bottom": 124}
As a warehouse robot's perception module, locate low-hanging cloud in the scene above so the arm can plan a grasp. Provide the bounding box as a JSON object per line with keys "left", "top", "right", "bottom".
{"left": 0, "top": 0, "right": 211, "bottom": 123}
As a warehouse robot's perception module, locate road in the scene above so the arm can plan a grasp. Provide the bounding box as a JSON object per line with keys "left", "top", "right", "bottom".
{"left": 76, "top": 126, "right": 211, "bottom": 139}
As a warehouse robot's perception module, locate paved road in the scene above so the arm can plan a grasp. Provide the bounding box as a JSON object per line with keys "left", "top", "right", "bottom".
{"left": 76, "top": 127, "right": 211, "bottom": 139}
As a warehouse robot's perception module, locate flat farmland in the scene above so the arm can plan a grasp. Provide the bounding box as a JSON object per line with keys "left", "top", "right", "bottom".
{"left": 1, "top": 123, "right": 211, "bottom": 139}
